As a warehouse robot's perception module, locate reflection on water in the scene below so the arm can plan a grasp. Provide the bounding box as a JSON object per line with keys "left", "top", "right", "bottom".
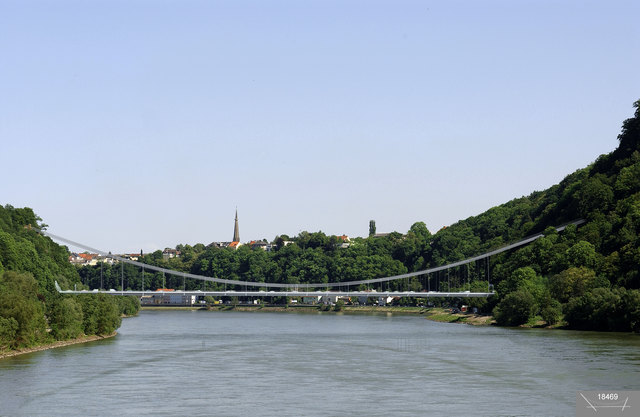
{"left": 1, "top": 310, "right": 638, "bottom": 416}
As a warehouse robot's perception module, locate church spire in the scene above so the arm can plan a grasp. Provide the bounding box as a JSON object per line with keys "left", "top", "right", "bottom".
{"left": 233, "top": 208, "right": 240, "bottom": 242}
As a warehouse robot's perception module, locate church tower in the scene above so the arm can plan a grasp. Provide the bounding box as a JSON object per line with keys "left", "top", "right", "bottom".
{"left": 233, "top": 209, "right": 240, "bottom": 242}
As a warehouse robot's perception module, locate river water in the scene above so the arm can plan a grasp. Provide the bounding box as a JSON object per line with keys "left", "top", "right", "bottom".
{"left": 1, "top": 310, "right": 638, "bottom": 416}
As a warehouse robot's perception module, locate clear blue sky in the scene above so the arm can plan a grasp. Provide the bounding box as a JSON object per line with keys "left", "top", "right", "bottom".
{"left": 1, "top": 0, "right": 638, "bottom": 254}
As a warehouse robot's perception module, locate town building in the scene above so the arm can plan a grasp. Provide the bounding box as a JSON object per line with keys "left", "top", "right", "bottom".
{"left": 228, "top": 241, "right": 243, "bottom": 249}
{"left": 249, "top": 240, "right": 268, "bottom": 250}
{"left": 162, "top": 248, "right": 181, "bottom": 260}
{"left": 140, "top": 289, "right": 197, "bottom": 306}
{"left": 337, "top": 235, "right": 351, "bottom": 248}
{"left": 68, "top": 253, "right": 116, "bottom": 266}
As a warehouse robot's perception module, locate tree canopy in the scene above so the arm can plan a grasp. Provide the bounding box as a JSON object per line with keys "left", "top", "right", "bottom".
{"left": 0, "top": 205, "right": 138, "bottom": 352}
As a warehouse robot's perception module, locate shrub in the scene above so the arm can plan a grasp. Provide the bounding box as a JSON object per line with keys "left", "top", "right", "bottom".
{"left": 540, "top": 299, "right": 562, "bottom": 326}
{"left": 493, "top": 289, "right": 537, "bottom": 326}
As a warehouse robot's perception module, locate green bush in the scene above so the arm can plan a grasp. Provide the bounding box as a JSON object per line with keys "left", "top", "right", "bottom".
{"left": 115, "top": 296, "right": 140, "bottom": 316}
{"left": 76, "top": 294, "right": 122, "bottom": 336}
{"left": 563, "top": 287, "right": 640, "bottom": 331}
{"left": 540, "top": 299, "right": 562, "bottom": 326}
{"left": 0, "top": 271, "right": 48, "bottom": 348}
{"left": 49, "top": 297, "right": 84, "bottom": 340}
{"left": 493, "top": 289, "right": 537, "bottom": 326}
{"left": 95, "top": 295, "right": 122, "bottom": 335}
{"left": 0, "top": 316, "right": 18, "bottom": 349}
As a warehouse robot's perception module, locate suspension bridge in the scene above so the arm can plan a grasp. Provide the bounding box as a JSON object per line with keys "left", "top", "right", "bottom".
{"left": 46, "top": 220, "right": 584, "bottom": 300}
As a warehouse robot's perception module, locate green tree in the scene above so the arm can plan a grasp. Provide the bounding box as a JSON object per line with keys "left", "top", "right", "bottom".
{"left": 0, "top": 317, "right": 18, "bottom": 350}
{"left": 115, "top": 295, "right": 140, "bottom": 316}
{"left": 49, "top": 297, "right": 84, "bottom": 340}
{"left": 578, "top": 175, "right": 614, "bottom": 216}
{"left": 493, "top": 289, "right": 537, "bottom": 326}
{"left": 564, "top": 287, "right": 618, "bottom": 330}
{"left": 565, "top": 241, "right": 598, "bottom": 269}
{"left": 619, "top": 289, "right": 640, "bottom": 332}
{"left": 614, "top": 162, "right": 640, "bottom": 194}
{"left": 95, "top": 295, "right": 122, "bottom": 335}
{"left": 614, "top": 99, "right": 640, "bottom": 159}
{"left": 549, "top": 267, "right": 604, "bottom": 303}
{"left": 497, "top": 266, "right": 538, "bottom": 296}
{"left": 540, "top": 298, "right": 562, "bottom": 326}
{"left": 0, "top": 271, "right": 48, "bottom": 347}
{"left": 77, "top": 295, "right": 99, "bottom": 335}
{"left": 75, "top": 294, "right": 122, "bottom": 336}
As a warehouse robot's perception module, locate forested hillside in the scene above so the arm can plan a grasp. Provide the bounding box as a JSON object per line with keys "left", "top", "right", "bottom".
{"left": 79, "top": 100, "right": 640, "bottom": 331}
{"left": 425, "top": 100, "right": 640, "bottom": 330}
{"left": 0, "top": 207, "right": 138, "bottom": 352}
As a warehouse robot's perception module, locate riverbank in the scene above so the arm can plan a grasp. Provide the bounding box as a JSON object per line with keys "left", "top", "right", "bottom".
{"left": 141, "top": 304, "right": 495, "bottom": 325}
{"left": 142, "top": 304, "right": 430, "bottom": 314}
{"left": 424, "top": 308, "right": 495, "bottom": 325}
{"left": 0, "top": 332, "right": 117, "bottom": 360}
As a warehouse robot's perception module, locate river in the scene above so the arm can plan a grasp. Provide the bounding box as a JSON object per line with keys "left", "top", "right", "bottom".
{"left": 1, "top": 310, "right": 638, "bottom": 416}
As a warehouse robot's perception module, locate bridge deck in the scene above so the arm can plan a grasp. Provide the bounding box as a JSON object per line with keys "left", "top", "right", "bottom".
{"left": 57, "top": 289, "right": 494, "bottom": 298}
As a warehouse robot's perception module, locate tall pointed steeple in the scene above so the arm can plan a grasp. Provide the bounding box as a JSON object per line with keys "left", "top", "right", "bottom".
{"left": 233, "top": 208, "right": 240, "bottom": 242}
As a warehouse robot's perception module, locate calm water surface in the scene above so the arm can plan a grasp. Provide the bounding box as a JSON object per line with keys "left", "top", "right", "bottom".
{"left": 1, "top": 310, "right": 639, "bottom": 416}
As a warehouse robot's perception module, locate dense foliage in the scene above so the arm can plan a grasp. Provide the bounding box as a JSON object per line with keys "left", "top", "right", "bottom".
{"left": 0, "top": 206, "right": 138, "bottom": 351}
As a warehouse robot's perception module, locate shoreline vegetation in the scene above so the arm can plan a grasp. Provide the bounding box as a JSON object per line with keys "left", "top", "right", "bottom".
{"left": 0, "top": 332, "right": 117, "bottom": 360}
{"left": 142, "top": 304, "right": 497, "bottom": 325}
{"left": 0, "top": 311, "right": 138, "bottom": 360}
{"left": 143, "top": 305, "right": 587, "bottom": 329}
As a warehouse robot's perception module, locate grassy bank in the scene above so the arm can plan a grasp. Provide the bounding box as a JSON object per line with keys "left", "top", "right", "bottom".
{"left": 0, "top": 332, "right": 117, "bottom": 360}
{"left": 424, "top": 308, "right": 495, "bottom": 325}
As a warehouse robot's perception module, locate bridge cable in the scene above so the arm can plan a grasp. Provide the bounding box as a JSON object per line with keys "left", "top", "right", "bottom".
{"left": 40, "top": 219, "right": 584, "bottom": 290}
